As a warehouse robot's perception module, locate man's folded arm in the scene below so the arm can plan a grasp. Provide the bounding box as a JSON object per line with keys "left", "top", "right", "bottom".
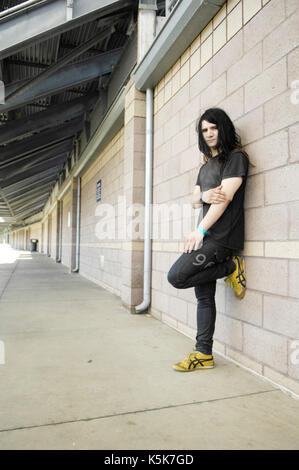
{"left": 191, "top": 185, "right": 203, "bottom": 209}
{"left": 198, "top": 177, "right": 243, "bottom": 232}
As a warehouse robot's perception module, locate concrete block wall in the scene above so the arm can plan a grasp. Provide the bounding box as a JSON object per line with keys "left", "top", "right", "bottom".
{"left": 12, "top": 230, "right": 18, "bottom": 249}
{"left": 9, "top": 226, "right": 45, "bottom": 251}
{"left": 13, "top": 229, "right": 24, "bottom": 250}
{"left": 150, "top": 0, "right": 299, "bottom": 394}
{"left": 79, "top": 128, "right": 124, "bottom": 294}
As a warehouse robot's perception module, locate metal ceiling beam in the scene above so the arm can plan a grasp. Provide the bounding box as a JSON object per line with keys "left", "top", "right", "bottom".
{"left": 8, "top": 182, "right": 54, "bottom": 204}
{"left": 60, "top": 42, "right": 104, "bottom": 55}
{"left": 5, "top": 25, "right": 115, "bottom": 103}
{"left": 0, "top": 93, "right": 97, "bottom": 145}
{"left": 0, "top": 141, "right": 73, "bottom": 177}
{"left": 3, "top": 172, "right": 57, "bottom": 197}
{"left": 0, "top": 48, "right": 123, "bottom": 112}
{"left": 1, "top": 147, "right": 71, "bottom": 181}
{"left": 0, "top": 0, "right": 132, "bottom": 60}
{"left": 2, "top": 163, "right": 61, "bottom": 190}
{"left": 12, "top": 191, "right": 51, "bottom": 213}
{"left": 14, "top": 199, "right": 49, "bottom": 221}
{"left": 0, "top": 187, "right": 15, "bottom": 219}
{"left": 0, "top": 120, "right": 81, "bottom": 164}
{"left": 6, "top": 59, "right": 48, "bottom": 69}
{"left": 25, "top": 103, "right": 48, "bottom": 109}
{"left": 12, "top": 191, "right": 51, "bottom": 211}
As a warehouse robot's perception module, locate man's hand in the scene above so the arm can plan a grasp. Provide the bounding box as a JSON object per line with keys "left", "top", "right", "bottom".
{"left": 184, "top": 230, "right": 204, "bottom": 253}
{"left": 203, "top": 185, "right": 229, "bottom": 204}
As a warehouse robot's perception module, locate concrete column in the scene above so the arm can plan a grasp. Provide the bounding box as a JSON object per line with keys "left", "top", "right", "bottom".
{"left": 55, "top": 200, "right": 61, "bottom": 261}
{"left": 70, "top": 177, "right": 78, "bottom": 272}
{"left": 137, "top": 1, "right": 157, "bottom": 63}
{"left": 121, "top": 75, "right": 146, "bottom": 311}
{"left": 25, "top": 228, "right": 30, "bottom": 251}
{"left": 122, "top": 2, "right": 156, "bottom": 310}
{"left": 55, "top": 200, "right": 62, "bottom": 261}
{"left": 41, "top": 222, "right": 44, "bottom": 253}
{"left": 47, "top": 214, "right": 51, "bottom": 257}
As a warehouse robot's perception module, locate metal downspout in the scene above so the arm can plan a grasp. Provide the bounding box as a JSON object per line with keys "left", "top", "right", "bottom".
{"left": 134, "top": 87, "right": 153, "bottom": 314}
{"left": 72, "top": 176, "right": 81, "bottom": 273}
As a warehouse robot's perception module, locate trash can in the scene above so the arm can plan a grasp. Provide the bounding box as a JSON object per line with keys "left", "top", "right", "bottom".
{"left": 30, "top": 239, "right": 38, "bottom": 252}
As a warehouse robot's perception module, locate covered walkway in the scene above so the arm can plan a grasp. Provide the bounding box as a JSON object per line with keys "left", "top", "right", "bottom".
{"left": 0, "top": 246, "right": 299, "bottom": 450}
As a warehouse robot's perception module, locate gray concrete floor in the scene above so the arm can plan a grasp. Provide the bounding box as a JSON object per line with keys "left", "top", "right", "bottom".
{"left": 0, "top": 246, "right": 299, "bottom": 450}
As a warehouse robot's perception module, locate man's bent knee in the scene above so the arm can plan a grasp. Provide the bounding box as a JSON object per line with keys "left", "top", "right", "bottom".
{"left": 167, "top": 268, "right": 184, "bottom": 289}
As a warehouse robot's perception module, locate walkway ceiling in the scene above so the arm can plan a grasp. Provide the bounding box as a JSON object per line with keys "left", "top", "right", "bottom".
{"left": 0, "top": 0, "right": 151, "bottom": 231}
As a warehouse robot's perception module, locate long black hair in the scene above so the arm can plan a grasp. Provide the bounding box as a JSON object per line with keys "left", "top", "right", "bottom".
{"left": 196, "top": 108, "right": 252, "bottom": 165}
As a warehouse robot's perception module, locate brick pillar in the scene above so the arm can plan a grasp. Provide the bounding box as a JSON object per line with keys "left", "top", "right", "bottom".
{"left": 47, "top": 214, "right": 51, "bottom": 257}
{"left": 22, "top": 229, "right": 25, "bottom": 250}
{"left": 137, "top": 1, "right": 157, "bottom": 63}
{"left": 41, "top": 222, "right": 44, "bottom": 253}
{"left": 55, "top": 200, "right": 61, "bottom": 261}
{"left": 121, "top": 75, "right": 146, "bottom": 311}
{"left": 27, "top": 228, "right": 30, "bottom": 251}
{"left": 70, "top": 177, "right": 78, "bottom": 272}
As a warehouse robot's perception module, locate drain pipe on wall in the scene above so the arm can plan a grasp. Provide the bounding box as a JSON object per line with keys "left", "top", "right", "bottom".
{"left": 72, "top": 176, "right": 81, "bottom": 273}
{"left": 134, "top": 87, "right": 153, "bottom": 314}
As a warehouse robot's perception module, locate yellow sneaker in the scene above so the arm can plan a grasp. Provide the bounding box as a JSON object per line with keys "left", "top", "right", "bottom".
{"left": 225, "top": 255, "right": 246, "bottom": 299}
{"left": 173, "top": 351, "right": 214, "bottom": 372}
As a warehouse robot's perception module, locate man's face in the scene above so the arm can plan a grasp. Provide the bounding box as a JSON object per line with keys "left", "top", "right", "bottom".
{"left": 201, "top": 120, "right": 219, "bottom": 150}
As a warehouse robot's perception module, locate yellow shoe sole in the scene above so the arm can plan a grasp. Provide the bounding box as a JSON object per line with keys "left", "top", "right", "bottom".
{"left": 173, "top": 364, "right": 214, "bottom": 372}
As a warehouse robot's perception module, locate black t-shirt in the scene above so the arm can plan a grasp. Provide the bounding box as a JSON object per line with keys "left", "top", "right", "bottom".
{"left": 196, "top": 149, "right": 249, "bottom": 251}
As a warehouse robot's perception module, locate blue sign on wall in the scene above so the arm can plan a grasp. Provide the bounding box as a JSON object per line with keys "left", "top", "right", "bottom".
{"left": 96, "top": 179, "right": 102, "bottom": 202}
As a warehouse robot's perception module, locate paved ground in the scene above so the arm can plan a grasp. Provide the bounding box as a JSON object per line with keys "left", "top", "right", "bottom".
{"left": 0, "top": 245, "right": 299, "bottom": 450}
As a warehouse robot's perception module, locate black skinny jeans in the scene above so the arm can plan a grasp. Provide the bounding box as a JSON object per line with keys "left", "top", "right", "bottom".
{"left": 167, "top": 235, "right": 235, "bottom": 355}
